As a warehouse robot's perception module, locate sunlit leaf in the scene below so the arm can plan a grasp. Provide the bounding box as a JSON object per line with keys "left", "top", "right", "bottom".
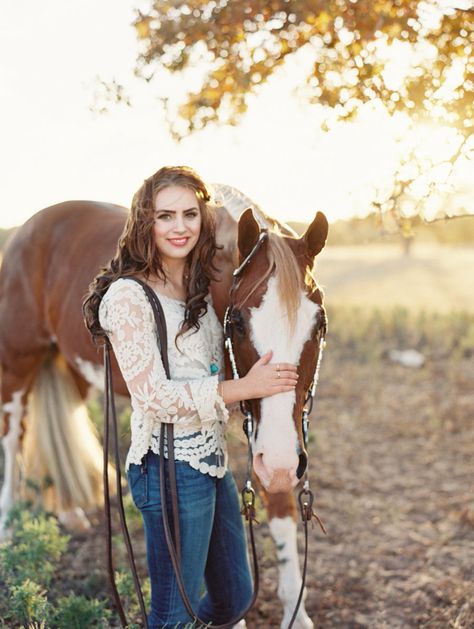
{"left": 129, "top": 0, "right": 474, "bottom": 148}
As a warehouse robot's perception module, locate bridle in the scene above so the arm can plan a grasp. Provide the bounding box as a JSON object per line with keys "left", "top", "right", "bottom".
{"left": 223, "top": 228, "right": 328, "bottom": 629}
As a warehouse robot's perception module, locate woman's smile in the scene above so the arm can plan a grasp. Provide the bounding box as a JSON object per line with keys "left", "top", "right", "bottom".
{"left": 168, "top": 236, "right": 190, "bottom": 247}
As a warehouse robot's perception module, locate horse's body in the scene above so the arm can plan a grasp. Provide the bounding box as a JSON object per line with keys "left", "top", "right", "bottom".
{"left": 0, "top": 189, "right": 327, "bottom": 628}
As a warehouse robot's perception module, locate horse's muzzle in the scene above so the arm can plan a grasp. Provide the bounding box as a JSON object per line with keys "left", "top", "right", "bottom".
{"left": 253, "top": 452, "right": 300, "bottom": 494}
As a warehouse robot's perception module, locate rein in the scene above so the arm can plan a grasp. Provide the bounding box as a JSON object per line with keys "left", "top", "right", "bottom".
{"left": 223, "top": 232, "right": 328, "bottom": 629}
{"left": 103, "top": 278, "right": 259, "bottom": 629}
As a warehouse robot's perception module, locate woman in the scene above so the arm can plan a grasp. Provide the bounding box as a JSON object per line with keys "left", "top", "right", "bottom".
{"left": 83, "top": 166, "right": 298, "bottom": 628}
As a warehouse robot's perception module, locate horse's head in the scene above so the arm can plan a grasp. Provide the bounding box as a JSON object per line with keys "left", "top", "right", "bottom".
{"left": 225, "top": 208, "right": 328, "bottom": 494}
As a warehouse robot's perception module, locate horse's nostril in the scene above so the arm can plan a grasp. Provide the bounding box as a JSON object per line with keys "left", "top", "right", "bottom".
{"left": 296, "top": 451, "right": 308, "bottom": 479}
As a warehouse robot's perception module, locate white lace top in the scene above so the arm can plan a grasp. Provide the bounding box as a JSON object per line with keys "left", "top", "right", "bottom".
{"left": 99, "top": 278, "right": 229, "bottom": 477}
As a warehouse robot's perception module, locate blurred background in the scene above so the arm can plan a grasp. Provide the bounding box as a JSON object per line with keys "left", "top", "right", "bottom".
{"left": 0, "top": 1, "right": 473, "bottom": 627}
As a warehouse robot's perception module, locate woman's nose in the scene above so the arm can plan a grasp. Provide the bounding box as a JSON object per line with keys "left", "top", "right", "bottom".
{"left": 174, "top": 216, "right": 186, "bottom": 232}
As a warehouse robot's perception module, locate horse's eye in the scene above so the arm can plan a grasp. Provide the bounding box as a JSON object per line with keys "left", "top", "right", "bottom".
{"left": 232, "top": 310, "right": 246, "bottom": 336}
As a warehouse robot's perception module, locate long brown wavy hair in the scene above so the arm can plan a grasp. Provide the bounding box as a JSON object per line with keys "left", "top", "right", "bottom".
{"left": 83, "top": 166, "right": 219, "bottom": 345}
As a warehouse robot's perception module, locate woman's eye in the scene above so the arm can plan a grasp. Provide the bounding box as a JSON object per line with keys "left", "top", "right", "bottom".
{"left": 185, "top": 211, "right": 199, "bottom": 219}
{"left": 156, "top": 214, "right": 171, "bottom": 221}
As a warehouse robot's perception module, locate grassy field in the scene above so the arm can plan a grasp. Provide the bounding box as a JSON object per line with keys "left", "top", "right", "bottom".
{"left": 316, "top": 243, "right": 474, "bottom": 314}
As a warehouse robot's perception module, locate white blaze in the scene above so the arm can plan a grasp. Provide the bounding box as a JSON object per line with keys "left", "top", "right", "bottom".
{"left": 74, "top": 357, "right": 105, "bottom": 391}
{"left": 249, "top": 276, "right": 320, "bottom": 473}
{"left": 0, "top": 390, "right": 25, "bottom": 539}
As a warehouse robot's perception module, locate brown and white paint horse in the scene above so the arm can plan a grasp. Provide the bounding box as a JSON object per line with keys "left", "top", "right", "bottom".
{"left": 0, "top": 186, "right": 328, "bottom": 628}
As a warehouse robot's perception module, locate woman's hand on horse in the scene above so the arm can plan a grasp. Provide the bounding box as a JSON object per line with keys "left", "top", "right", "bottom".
{"left": 220, "top": 350, "right": 298, "bottom": 404}
{"left": 244, "top": 351, "right": 298, "bottom": 398}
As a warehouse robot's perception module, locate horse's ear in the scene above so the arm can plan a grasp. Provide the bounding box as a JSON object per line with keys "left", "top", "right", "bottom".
{"left": 302, "top": 211, "right": 328, "bottom": 258}
{"left": 238, "top": 208, "right": 261, "bottom": 260}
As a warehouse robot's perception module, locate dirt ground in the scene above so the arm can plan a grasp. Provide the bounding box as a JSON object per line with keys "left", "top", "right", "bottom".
{"left": 237, "top": 348, "right": 474, "bottom": 628}
{"left": 56, "top": 345, "right": 473, "bottom": 629}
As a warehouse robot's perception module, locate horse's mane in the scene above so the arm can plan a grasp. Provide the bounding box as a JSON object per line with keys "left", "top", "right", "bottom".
{"left": 212, "top": 184, "right": 306, "bottom": 332}
{"left": 266, "top": 234, "right": 303, "bottom": 332}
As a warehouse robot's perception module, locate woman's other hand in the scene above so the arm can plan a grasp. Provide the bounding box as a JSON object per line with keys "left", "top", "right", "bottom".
{"left": 243, "top": 350, "right": 298, "bottom": 399}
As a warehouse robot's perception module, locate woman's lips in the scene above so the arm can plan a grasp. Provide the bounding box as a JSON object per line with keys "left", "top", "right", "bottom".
{"left": 168, "top": 237, "right": 189, "bottom": 247}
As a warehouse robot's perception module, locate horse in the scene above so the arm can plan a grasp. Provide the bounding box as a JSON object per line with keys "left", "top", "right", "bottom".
{"left": 0, "top": 186, "right": 328, "bottom": 628}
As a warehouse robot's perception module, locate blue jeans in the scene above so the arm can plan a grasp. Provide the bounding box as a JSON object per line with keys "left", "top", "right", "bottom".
{"left": 127, "top": 451, "right": 253, "bottom": 628}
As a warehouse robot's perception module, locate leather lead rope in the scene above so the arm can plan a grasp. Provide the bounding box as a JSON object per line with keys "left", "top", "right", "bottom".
{"left": 287, "top": 329, "right": 327, "bottom": 629}
{"left": 104, "top": 342, "right": 149, "bottom": 628}
{"left": 103, "top": 347, "right": 128, "bottom": 627}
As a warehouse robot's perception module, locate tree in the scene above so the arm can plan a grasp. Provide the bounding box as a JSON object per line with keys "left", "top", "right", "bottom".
{"left": 370, "top": 121, "right": 473, "bottom": 251}
{"left": 132, "top": 0, "right": 474, "bottom": 141}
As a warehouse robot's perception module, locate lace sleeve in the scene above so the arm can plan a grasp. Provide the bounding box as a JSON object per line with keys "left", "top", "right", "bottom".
{"left": 100, "top": 279, "right": 227, "bottom": 424}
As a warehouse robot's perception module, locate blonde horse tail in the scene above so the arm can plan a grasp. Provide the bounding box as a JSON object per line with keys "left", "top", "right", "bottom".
{"left": 22, "top": 354, "right": 106, "bottom": 514}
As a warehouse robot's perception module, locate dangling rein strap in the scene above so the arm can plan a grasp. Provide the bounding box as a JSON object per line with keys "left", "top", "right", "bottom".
{"left": 104, "top": 340, "right": 149, "bottom": 628}
{"left": 104, "top": 277, "right": 259, "bottom": 628}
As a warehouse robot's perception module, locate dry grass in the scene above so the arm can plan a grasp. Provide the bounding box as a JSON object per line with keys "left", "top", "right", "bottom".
{"left": 235, "top": 347, "right": 474, "bottom": 628}
{"left": 317, "top": 244, "right": 474, "bottom": 314}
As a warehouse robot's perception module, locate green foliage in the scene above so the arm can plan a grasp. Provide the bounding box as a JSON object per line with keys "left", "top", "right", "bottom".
{"left": 52, "top": 594, "right": 111, "bottom": 629}
{"left": 115, "top": 569, "right": 151, "bottom": 623}
{"left": 132, "top": 1, "right": 473, "bottom": 139}
{"left": 4, "top": 500, "right": 50, "bottom": 530}
{"left": 87, "top": 397, "right": 131, "bottom": 461}
{"left": 8, "top": 580, "right": 50, "bottom": 626}
{"left": 0, "top": 508, "right": 110, "bottom": 628}
{"left": 0, "top": 511, "right": 69, "bottom": 588}
{"left": 86, "top": 396, "right": 104, "bottom": 431}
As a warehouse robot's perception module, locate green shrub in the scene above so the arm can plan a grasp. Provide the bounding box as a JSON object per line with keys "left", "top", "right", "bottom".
{"left": 8, "top": 579, "right": 50, "bottom": 626}
{"left": 0, "top": 510, "right": 69, "bottom": 587}
{"left": 52, "top": 594, "right": 111, "bottom": 629}
{"left": 4, "top": 500, "right": 49, "bottom": 530}
{"left": 115, "top": 569, "right": 151, "bottom": 623}
{"left": 0, "top": 507, "right": 121, "bottom": 627}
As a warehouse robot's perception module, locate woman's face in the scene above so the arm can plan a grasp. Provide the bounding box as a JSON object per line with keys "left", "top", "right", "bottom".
{"left": 153, "top": 185, "right": 202, "bottom": 266}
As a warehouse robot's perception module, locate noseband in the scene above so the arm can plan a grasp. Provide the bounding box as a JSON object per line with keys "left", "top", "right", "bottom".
{"left": 223, "top": 227, "right": 328, "bottom": 629}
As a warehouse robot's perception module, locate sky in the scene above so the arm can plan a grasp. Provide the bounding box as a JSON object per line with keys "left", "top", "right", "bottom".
{"left": 0, "top": 1, "right": 470, "bottom": 229}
